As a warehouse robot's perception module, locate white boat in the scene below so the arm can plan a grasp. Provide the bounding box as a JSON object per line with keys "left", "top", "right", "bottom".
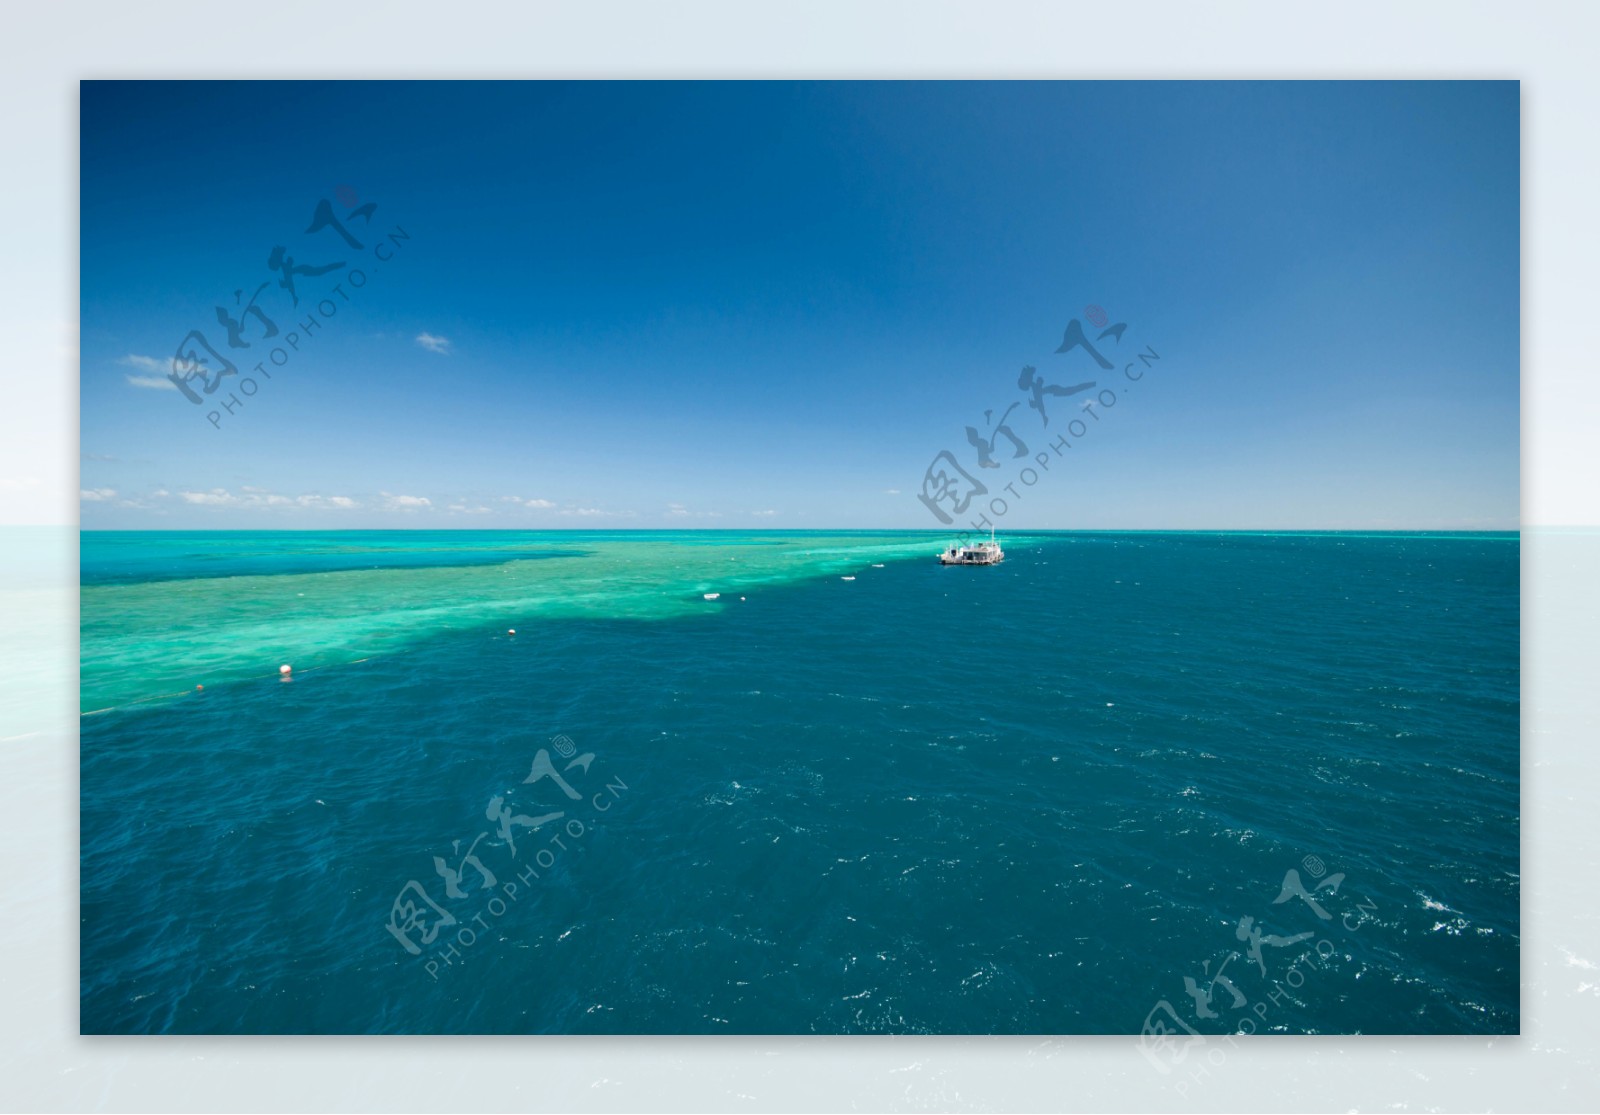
{"left": 938, "top": 530, "right": 1004, "bottom": 566}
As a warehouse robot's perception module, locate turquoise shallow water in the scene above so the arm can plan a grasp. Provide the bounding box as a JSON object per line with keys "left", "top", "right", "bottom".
{"left": 79, "top": 530, "right": 1519, "bottom": 1034}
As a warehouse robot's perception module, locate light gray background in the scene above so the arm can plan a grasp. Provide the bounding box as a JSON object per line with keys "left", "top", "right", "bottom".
{"left": 2, "top": 1, "right": 1594, "bottom": 1110}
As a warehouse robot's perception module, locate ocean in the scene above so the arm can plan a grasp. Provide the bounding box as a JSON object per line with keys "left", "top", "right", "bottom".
{"left": 78, "top": 530, "right": 1520, "bottom": 1034}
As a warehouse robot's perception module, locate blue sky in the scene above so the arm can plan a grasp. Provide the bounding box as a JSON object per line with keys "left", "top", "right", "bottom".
{"left": 79, "top": 80, "right": 1519, "bottom": 530}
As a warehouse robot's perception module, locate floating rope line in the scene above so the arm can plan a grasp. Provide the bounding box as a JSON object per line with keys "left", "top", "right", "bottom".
{"left": 80, "top": 656, "right": 375, "bottom": 717}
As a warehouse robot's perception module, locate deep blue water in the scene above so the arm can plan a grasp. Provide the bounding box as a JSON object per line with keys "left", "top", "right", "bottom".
{"left": 79, "top": 530, "right": 1520, "bottom": 1034}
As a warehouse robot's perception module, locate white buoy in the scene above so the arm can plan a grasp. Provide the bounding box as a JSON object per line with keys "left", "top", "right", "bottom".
{"left": 508, "top": 628, "right": 516, "bottom": 635}
{"left": 279, "top": 664, "right": 292, "bottom": 675}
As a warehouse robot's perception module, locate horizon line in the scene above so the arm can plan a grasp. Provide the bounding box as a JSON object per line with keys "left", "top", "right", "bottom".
{"left": 72, "top": 525, "right": 1523, "bottom": 534}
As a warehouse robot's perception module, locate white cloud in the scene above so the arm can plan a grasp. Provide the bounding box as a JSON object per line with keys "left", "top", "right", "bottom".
{"left": 666, "top": 502, "right": 723, "bottom": 519}
{"left": 503, "top": 496, "right": 556, "bottom": 509}
{"left": 180, "top": 488, "right": 237, "bottom": 506}
{"left": 79, "top": 487, "right": 117, "bottom": 502}
{"left": 293, "top": 494, "right": 361, "bottom": 510}
{"left": 382, "top": 492, "right": 433, "bottom": 511}
{"left": 119, "top": 355, "right": 177, "bottom": 390}
{"left": 415, "top": 332, "right": 452, "bottom": 355}
{"left": 560, "top": 507, "right": 636, "bottom": 518}
{"left": 884, "top": 489, "right": 901, "bottom": 495}
{"left": 447, "top": 504, "right": 493, "bottom": 514}
{"left": 125, "top": 374, "right": 177, "bottom": 390}
{"left": 753, "top": 509, "right": 777, "bottom": 517}
{"left": 177, "top": 488, "right": 362, "bottom": 510}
